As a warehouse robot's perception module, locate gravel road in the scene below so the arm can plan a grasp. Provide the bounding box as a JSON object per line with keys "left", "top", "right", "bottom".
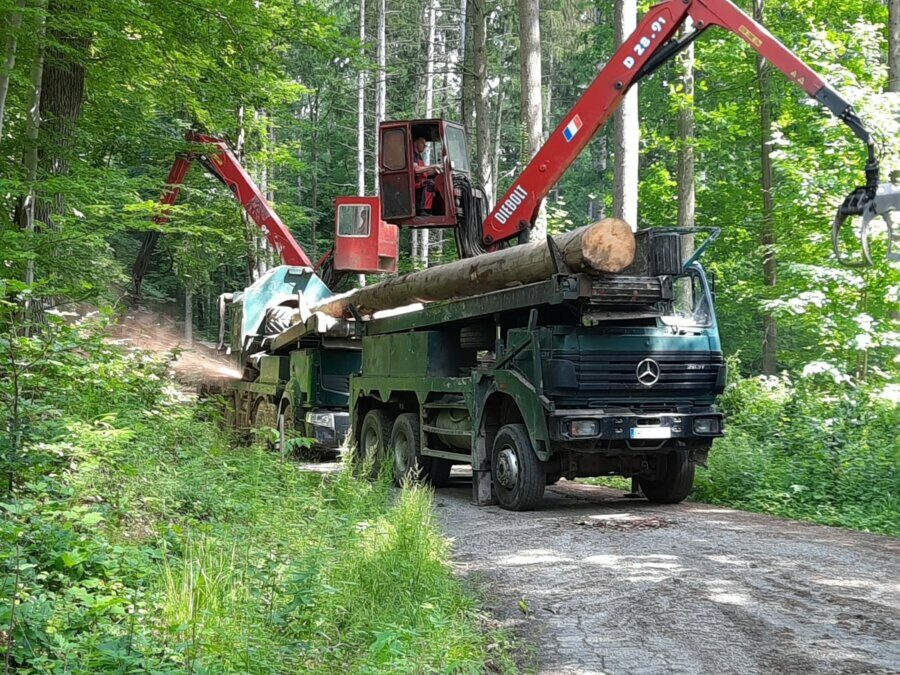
{"left": 434, "top": 475, "right": 900, "bottom": 675}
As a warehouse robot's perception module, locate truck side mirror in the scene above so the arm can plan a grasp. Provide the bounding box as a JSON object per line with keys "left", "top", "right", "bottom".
{"left": 333, "top": 197, "right": 399, "bottom": 274}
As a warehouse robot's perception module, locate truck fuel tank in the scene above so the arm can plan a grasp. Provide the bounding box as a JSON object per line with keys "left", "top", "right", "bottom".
{"left": 431, "top": 409, "right": 472, "bottom": 450}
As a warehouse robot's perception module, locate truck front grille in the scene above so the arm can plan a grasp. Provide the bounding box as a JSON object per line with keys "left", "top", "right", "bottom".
{"left": 545, "top": 350, "right": 724, "bottom": 398}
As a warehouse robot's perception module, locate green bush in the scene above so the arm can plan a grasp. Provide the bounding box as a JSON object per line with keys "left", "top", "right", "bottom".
{"left": 0, "top": 322, "right": 511, "bottom": 673}
{"left": 695, "top": 371, "right": 899, "bottom": 535}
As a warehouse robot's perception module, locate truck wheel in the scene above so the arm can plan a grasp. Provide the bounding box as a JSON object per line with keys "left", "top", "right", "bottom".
{"left": 459, "top": 324, "right": 493, "bottom": 350}
{"left": 424, "top": 458, "right": 452, "bottom": 488}
{"left": 391, "top": 414, "right": 453, "bottom": 488}
{"left": 390, "top": 413, "right": 420, "bottom": 486}
{"left": 491, "top": 424, "right": 545, "bottom": 511}
{"left": 639, "top": 450, "right": 695, "bottom": 504}
{"left": 359, "top": 409, "right": 393, "bottom": 477}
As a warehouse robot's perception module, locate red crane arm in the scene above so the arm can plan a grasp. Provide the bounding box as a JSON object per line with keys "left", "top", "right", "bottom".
{"left": 480, "top": 0, "right": 878, "bottom": 246}
{"left": 184, "top": 131, "right": 312, "bottom": 267}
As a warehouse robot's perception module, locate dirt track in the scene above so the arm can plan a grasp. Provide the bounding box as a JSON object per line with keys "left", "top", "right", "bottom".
{"left": 434, "top": 476, "right": 900, "bottom": 675}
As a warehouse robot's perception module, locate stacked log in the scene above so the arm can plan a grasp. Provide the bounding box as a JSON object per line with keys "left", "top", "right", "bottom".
{"left": 311, "top": 217, "right": 635, "bottom": 319}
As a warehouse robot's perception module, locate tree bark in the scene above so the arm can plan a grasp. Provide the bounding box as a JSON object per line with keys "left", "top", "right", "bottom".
{"left": 889, "top": 0, "right": 899, "bottom": 93}
{"left": 420, "top": 0, "right": 437, "bottom": 267}
{"left": 0, "top": 0, "right": 26, "bottom": 141}
{"left": 517, "top": 0, "right": 546, "bottom": 238}
{"left": 311, "top": 218, "right": 635, "bottom": 318}
{"left": 754, "top": 0, "right": 777, "bottom": 375}
{"left": 35, "top": 0, "right": 89, "bottom": 230}
{"left": 473, "top": 0, "right": 493, "bottom": 208}
{"left": 357, "top": 0, "right": 366, "bottom": 196}
{"left": 184, "top": 287, "right": 193, "bottom": 346}
{"left": 21, "top": 0, "right": 47, "bottom": 331}
{"left": 373, "top": 0, "right": 386, "bottom": 195}
{"left": 459, "top": 0, "right": 474, "bottom": 138}
{"left": 676, "top": 18, "right": 695, "bottom": 259}
{"left": 236, "top": 105, "right": 258, "bottom": 282}
{"left": 613, "top": 0, "right": 639, "bottom": 230}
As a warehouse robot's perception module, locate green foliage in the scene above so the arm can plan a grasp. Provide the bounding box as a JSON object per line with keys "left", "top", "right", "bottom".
{"left": 0, "top": 324, "right": 512, "bottom": 673}
{"left": 694, "top": 363, "right": 899, "bottom": 535}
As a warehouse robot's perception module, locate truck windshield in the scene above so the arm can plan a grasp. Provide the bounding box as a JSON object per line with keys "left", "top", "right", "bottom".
{"left": 662, "top": 270, "right": 712, "bottom": 328}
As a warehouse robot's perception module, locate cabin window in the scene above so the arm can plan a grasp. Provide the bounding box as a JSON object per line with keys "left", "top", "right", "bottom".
{"left": 337, "top": 204, "right": 371, "bottom": 238}
{"left": 382, "top": 128, "right": 408, "bottom": 170}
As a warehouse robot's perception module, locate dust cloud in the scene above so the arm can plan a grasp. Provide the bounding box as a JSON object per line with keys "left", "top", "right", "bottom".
{"left": 111, "top": 309, "right": 242, "bottom": 385}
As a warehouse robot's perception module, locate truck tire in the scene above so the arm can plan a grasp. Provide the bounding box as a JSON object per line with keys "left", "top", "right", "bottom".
{"left": 359, "top": 409, "right": 393, "bottom": 477}
{"left": 459, "top": 324, "right": 493, "bottom": 350}
{"left": 639, "top": 449, "right": 695, "bottom": 504}
{"left": 391, "top": 414, "right": 453, "bottom": 487}
{"left": 424, "top": 458, "right": 452, "bottom": 487}
{"left": 491, "top": 424, "right": 545, "bottom": 511}
{"left": 390, "top": 413, "right": 419, "bottom": 486}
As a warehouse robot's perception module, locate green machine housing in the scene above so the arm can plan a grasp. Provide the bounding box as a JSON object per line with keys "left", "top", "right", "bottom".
{"left": 220, "top": 266, "right": 360, "bottom": 445}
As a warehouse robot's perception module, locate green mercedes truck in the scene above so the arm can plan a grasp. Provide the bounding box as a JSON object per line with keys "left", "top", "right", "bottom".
{"left": 349, "top": 229, "right": 725, "bottom": 510}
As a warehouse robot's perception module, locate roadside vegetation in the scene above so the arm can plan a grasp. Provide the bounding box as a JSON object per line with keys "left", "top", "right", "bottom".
{"left": 0, "top": 317, "right": 512, "bottom": 673}
{"left": 693, "top": 364, "right": 898, "bottom": 537}
{"left": 582, "top": 361, "right": 898, "bottom": 537}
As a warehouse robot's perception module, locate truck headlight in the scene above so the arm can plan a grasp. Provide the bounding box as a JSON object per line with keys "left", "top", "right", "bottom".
{"left": 693, "top": 417, "right": 719, "bottom": 434}
{"left": 569, "top": 420, "right": 599, "bottom": 437}
{"left": 306, "top": 411, "right": 335, "bottom": 429}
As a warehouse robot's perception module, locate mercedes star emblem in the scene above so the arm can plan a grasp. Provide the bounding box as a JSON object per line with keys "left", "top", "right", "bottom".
{"left": 636, "top": 358, "right": 660, "bottom": 386}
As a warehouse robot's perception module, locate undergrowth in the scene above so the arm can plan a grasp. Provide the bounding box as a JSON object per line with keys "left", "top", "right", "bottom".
{"left": 693, "top": 371, "right": 899, "bottom": 536}
{"left": 0, "top": 318, "right": 513, "bottom": 673}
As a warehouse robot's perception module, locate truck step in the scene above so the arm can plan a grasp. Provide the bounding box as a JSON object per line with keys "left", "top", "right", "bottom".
{"left": 422, "top": 424, "right": 472, "bottom": 437}
{"left": 422, "top": 401, "right": 468, "bottom": 410}
{"left": 422, "top": 447, "right": 471, "bottom": 462}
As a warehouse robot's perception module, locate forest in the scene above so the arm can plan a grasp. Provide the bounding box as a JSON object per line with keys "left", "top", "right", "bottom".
{"left": 0, "top": 0, "right": 897, "bottom": 671}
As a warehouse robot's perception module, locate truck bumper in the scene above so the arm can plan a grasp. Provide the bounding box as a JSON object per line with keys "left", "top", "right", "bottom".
{"left": 549, "top": 409, "right": 723, "bottom": 444}
{"left": 305, "top": 410, "right": 351, "bottom": 448}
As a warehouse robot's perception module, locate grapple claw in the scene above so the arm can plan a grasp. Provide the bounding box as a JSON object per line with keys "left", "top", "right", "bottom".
{"left": 832, "top": 179, "right": 900, "bottom": 266}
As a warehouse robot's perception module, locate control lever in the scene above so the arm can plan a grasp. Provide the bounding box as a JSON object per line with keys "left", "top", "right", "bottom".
{"left": 833, "top": 179, "right": 899, "bottom": 267}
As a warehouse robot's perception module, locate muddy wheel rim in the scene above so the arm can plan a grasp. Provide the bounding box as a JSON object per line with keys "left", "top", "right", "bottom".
{"left": 496, "top": 445, "right": 519, "bottom": 489}
{"left": 363, "top": 426, "right": 379, "bottom": 460}
{"left": 394, "top": 432, "right": 411, "bottom": 477}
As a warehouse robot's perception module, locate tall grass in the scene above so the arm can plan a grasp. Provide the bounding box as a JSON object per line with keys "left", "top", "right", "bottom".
{"left": 0, "top": 326, "right": 513, "bottom": 673}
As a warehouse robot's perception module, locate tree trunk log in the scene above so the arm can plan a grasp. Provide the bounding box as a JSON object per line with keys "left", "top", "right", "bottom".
{"left": 311, "top": 218, "right": 635, "bottom": 318}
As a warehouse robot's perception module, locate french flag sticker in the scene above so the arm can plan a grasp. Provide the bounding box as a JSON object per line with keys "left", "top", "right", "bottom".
{"left": 563, "top": 114, "right": 583, "bottom": 142}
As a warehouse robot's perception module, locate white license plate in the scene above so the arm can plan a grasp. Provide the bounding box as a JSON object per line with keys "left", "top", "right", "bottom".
{"left": 630, "top": 427, "right": 671, "bottom": 439}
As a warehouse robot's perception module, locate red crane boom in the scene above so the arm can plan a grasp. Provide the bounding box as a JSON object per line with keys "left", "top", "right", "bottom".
{"left": 132, "top": 131, "right": 314, "bottom": 300}
{"left": 481, "top": 0, "right": 879, "bottom": 250}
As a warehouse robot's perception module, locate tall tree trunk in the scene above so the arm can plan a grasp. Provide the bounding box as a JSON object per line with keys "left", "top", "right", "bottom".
{"left": 357, "top": 0, "right": 366, "bottom": 196}
{"left": 889, "top": 0, "right": 899, "bottom": 92}
{"left": 0, "top": 0, "right": 26, "bottom": 141}
{"left": 21, "top": 0, "right": 47, "bottom": 331}
{"left": 310, "top": 91, "right": 319, "bottom": 259}
{"left": 676, "top": 18, "right": 695, "bottom": 259}
{"left": 473, "top": 0, "right": 493, "bottom": 208}
{"left": 491, "top": 84, "right": 504, "bottom": 204}
{"left": 236, "top": 105, "right": 257, "bottom": 282}
{"left": 459, "top": 0, "right": 473, "bottom": 136}
{"left": 613, "top": 0, "right": 639, "bottom": 230}
{"left": 357, "top": 0, "right": 368, "bottom": 285}
{"left": 754, "top": 0, "right": 777, "bottom": 375}
{"left": 517, "top": 0, "right": 546, "bottom": 238}
{"left": 184, "top": 286, "right": 193, "bottom": 346}
{"left": 374, "top": 0, "right": 385, "bottom": 195}
{"left": 35, "top": 0, "right": 89, "bottom": 231}
{"left": 420, "top": 0, "right": 437, "bottom": 267}
{"left": 256, "top": 110, "right": 269, "bottom": 278}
